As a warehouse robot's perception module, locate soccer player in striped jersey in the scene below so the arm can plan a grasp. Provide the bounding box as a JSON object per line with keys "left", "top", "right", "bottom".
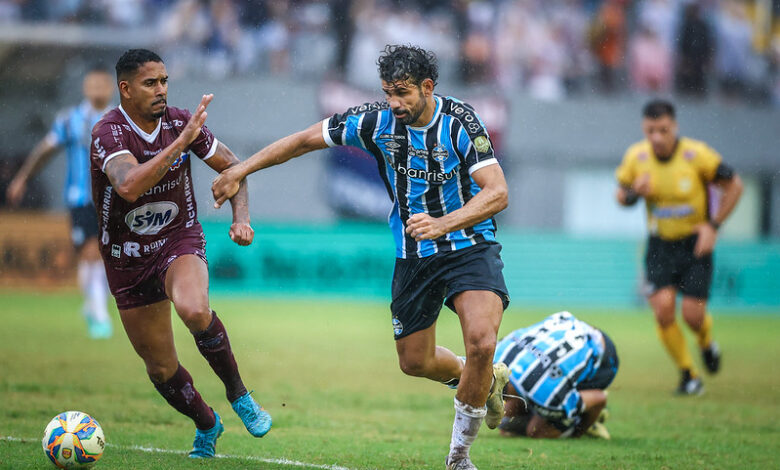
{"left": 212, "top": 45, "right": 511, "bottom": 470}
{"left": 6, "top": 66, "right": 114, "bottom": 339}
{"left": 495, "top": 312, "right": 619, "bottom": 439}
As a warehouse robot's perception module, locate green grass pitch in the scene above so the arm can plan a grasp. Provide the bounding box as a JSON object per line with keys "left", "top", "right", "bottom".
{"left": 1, "top": 290, "right": 778, "bottom": 469}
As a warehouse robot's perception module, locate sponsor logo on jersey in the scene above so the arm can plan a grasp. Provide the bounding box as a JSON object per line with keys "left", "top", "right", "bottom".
{"left": 678, "top": 177, "right": 692, "bottom": 193}
{"left": 124, "top": 201, "right": 179, "bottom": 235}
{"left": 111, "top": 244, "right": 121, "bottom": 258}
{"left": 651, "top": 204, "right": 694, "bottom": 219}
{"left": 474, "top": 136, "right": 491, "bottom": 153}
{"left": 379, "top": 134, "right": 406, "bottom": 141}
{"left": 93, "top": 137, "right": 106, "bottom": 160}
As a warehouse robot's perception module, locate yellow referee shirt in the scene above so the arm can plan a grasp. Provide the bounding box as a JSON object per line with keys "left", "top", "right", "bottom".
{"left": 615, "top": 137, "right": 722, "bottom": 241}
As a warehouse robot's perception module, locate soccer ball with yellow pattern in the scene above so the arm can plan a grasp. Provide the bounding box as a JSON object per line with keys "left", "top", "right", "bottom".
{"left": 42, "top": 411, "right": 105, "bottom": 468}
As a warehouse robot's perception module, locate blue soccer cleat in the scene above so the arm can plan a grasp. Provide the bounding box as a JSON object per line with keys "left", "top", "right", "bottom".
{"left": 188, "top": 410, "right": 224, "bottom": 458}
{"left": 231, "top": 392, "right": 272, "bottom": 437}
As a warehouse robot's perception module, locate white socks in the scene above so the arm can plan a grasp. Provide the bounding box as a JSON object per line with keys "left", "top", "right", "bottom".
{"left": 447, "top": 397, "right": 486, "bottom": 464}
{"left": 78, "top": 260, "right": 110, "bottom": 324}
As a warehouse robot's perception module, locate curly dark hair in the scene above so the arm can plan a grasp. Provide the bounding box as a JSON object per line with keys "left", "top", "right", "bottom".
{"left": 377, "top": 44, "right": 438, "bottom": 87}
{"left": 115, "top": 49, "right": 163, "bottom": 81}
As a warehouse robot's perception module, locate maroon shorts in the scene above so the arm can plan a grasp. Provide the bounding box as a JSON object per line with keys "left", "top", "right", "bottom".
{"left": 105, "top": 232, "right": 207, "bottom": 310}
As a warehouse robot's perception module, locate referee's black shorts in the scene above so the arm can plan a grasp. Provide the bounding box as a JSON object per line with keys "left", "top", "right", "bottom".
{"left": 390, "top": 242, "right": 510, "bottom": 340}
{"left": 645, "top": 234, "right": 713, "bottom": 299}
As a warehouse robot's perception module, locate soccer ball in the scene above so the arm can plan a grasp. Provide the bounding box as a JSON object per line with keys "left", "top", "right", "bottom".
{"left": 41, "top": 411, "right": 105, "bottom": 468}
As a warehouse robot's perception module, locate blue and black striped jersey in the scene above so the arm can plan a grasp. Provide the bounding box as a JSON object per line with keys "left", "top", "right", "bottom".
{"left": 494, "top": 312, "right": 609, "bottom": 425}
{"left": 322, "top": 95, "right": 500, "bottom": 259}
{"left": 47, "top": 101, "right": 110, "bottom": 208}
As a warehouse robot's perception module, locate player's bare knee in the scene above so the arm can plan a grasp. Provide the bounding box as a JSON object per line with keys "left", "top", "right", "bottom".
{"left": 174, "top": 300, "right": 211, "bottom": 331}
{"left": 398, "top": 354, "right": 429, "bottom": 377}
{"left": 463, "top": 336, "right": 496, "bottom": 365}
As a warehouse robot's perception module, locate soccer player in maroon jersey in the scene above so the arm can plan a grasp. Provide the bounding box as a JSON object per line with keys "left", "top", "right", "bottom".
{"left": 90, "top": 49, "right": 270, "bottom": 458}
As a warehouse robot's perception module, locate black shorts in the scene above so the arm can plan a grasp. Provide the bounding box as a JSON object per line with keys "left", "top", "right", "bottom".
{"left": 69, "top": 204, "right": 99, "bottom": 251}
{"left": 390, "top": 242, "right": 510, "bottom": 340}
{"left": 645, "top": 235, "right": 713, "bottom": 299}
{"left": 578, "top": 332, "right": 619, "bottom": 391}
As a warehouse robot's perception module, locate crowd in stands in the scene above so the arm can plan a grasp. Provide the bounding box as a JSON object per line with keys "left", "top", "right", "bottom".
{"left": 1, "top": 0, "right": 779, "bottom": 105}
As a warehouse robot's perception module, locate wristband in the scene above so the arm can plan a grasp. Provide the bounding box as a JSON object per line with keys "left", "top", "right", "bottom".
{"left": 623, "top": 188, "right": 639, "bottom": 205}
{"left": 709, "top": 220, "right": 721, "bottom": 231}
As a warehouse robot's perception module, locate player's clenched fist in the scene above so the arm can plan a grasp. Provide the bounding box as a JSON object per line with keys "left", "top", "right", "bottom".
{"left": 229, "top": 222, "right": 254, "bottom": 246}
{"left": 405, "top": 213, "right": 448, "bottom": 241}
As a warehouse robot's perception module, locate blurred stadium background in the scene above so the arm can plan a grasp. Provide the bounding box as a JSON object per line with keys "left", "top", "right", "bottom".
{"left": 1, "top": 0, "right": 779, "bottom": 309}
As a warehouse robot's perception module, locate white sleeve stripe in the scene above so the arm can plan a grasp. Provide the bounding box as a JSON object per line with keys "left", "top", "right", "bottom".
{"left": 468, "top": 158, "right": 499, "bottom": 175}
{"left": 101, "top": 150, "right": 133, "bottom": 172}
{"left": 322, "top": 119, "right": 336, "bottom": 147}
{"left": 199, "top": 138, "right": 219, "bottom": 160}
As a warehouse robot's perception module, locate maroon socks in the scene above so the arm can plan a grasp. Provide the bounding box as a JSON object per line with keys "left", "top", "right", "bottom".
{"left": 152, "top": 364, "right": 216, "bottom": 430}
{"left": 193, "top": 312, "right": 248, "bottom": 402}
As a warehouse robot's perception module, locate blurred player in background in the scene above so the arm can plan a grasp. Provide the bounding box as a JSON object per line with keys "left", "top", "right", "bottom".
{"left": 495, "top": 311, "right": 618, "bottom": 439}
{"left": 90, "top": 49, "right": 270, "bottom": 458}
{"left": 6, "top": 66, "right": 114, "bottom": 339}
{"left": 615, "top": 99, "right": 743, "bottom": 395}
{"left": 212, "top": 45, "right": 511, "bottom": 470}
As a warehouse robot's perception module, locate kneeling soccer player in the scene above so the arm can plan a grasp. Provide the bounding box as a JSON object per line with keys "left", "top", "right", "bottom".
{"left": 90, "top": 49, "right": 271, "bottom": 457}
{"left": 495, "top": 311, "right": 619, "bottom": 439}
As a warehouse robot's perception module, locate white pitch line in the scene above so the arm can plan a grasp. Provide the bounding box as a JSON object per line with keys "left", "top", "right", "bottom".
{"left": 2, "top": 436, "right": 361, "bottom": 470}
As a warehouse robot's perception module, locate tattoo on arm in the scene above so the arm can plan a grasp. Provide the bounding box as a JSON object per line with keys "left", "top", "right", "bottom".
{"left": 106, "top": 154, "right": 137, "bottom": 188}
{"left": 154, "top": 143, "right": 184, "bottom": 179}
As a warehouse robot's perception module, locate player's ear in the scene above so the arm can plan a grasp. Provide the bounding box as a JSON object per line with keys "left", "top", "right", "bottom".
{"left": 421, "top": 78, "right": 434, "bottom": 97}
{"left": 118, "top": 80, "right": 131, "bottom": 100}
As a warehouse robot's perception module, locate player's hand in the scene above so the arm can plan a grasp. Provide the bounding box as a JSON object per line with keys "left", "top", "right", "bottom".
{"left": 694, "top": 223, "right": 717, "bottom": 258}
{"left": 212, "top": 166, "right": 242, "bottom": 209}
{"left": 405, "top": 213, "right": 448, "bottom": 241}
{"left": 180, "top": 94, "right": 213, "bottom": 146}
{"left": 5, "top": 177, "right": 26, "bottom": 207}
{"left": 229, "top": 222, "right": 254, "bottom": 246}
{"left": 632, "top": 173, "right": 652, "bottom": 197}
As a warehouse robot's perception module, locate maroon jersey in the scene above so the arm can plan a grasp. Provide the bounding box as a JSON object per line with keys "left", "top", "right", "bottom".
{"left": 90, "top": 105, "right": 217, "bottom": 270}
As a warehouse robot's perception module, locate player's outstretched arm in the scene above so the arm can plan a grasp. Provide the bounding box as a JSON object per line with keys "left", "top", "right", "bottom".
{"left": 204, "top": 142, "right": 253, "bottom": 246}
{"left": 106, "top": 94, "right": 213, "bottom": 202}
{"left": 405, "top": 163, "right": 508, "bottom": 241}
{"left": 212, "top": 121, "right": 327, "bottom": 208}
{"left": 6, "top": 137, "right": 60, "bottom": 206}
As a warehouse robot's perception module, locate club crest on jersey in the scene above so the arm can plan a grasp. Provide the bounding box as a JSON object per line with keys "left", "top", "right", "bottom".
{"left": 170, "top": 152, "right": 189, "bottom": 171}
{"left": 124, "top": 201, "right": 179, "bottom": 235}
{"left": 432, "top": 144, "right": 448, "bottom": 162}
{"left": 474, "top": 136, "right": 491, "bottom": 153}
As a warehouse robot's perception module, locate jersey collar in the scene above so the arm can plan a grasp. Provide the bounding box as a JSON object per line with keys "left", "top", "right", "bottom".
{"left": 408, "top": 95, "right": 441, "bottom": 131}
{"left": 118, "top": 104, "right": 162, "bottom": 144}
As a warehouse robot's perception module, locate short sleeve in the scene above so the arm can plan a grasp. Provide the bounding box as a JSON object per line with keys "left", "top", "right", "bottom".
{"left": 615, "top": 150, "right": 636, "bottom": 187}
{"left": 47, "top": 112, "right": 68, "bottom": 147}
{"left": 91, "top": 121, "right": 132, "bottom": 172}
{"left": 453, "top": 102, "right": 497, "bottom": 175}
{"left": 694, "top": 143, "right": 723, "bottom": 183}
{"left": 177, "top": 108, "right": 218, "bottom": 160}
{"left": 323, "top": 102, "right": 385, "bottom": 150}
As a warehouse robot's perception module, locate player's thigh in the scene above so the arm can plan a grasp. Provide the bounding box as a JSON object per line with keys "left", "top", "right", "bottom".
{"left": 395, "top": 322, "right": 438, "bottom": 366}
{"left": 118, "top": 300, "right": 178, "bottom": 377}
{"left": 164, "top": 254, "right": 211, "bottom": 330}
{"left": 452, "top": 290, "right": 503, "bottom": 345}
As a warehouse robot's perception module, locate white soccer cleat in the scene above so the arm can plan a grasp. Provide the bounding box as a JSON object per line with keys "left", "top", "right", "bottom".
{"left": 446, "top": 456, "right": 478, "bottom": 470}
{"left": 485, "top": 363, "right": 510, "bottom": 430}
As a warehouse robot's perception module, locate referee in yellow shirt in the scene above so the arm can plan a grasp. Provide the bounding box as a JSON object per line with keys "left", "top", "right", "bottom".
{"left": 615, "top": 100, "right": 743, "bottom": 395}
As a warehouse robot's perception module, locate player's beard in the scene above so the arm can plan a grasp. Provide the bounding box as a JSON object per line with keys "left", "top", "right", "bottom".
{"left": 395, "top": 91, "right": 426, "bottom": 126}
{"left": 151, "top": 98, "right": 167, "bottom": 119}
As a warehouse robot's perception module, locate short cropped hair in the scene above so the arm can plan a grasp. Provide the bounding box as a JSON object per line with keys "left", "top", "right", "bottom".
{"left": 642, "top": 99, "right": 676, "bottom": 119}
{"left": 377, "top": 44, "right": 438, "bottom": 87}
{"left": 115, "top": 49, "right": 163, "bottom": 82}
